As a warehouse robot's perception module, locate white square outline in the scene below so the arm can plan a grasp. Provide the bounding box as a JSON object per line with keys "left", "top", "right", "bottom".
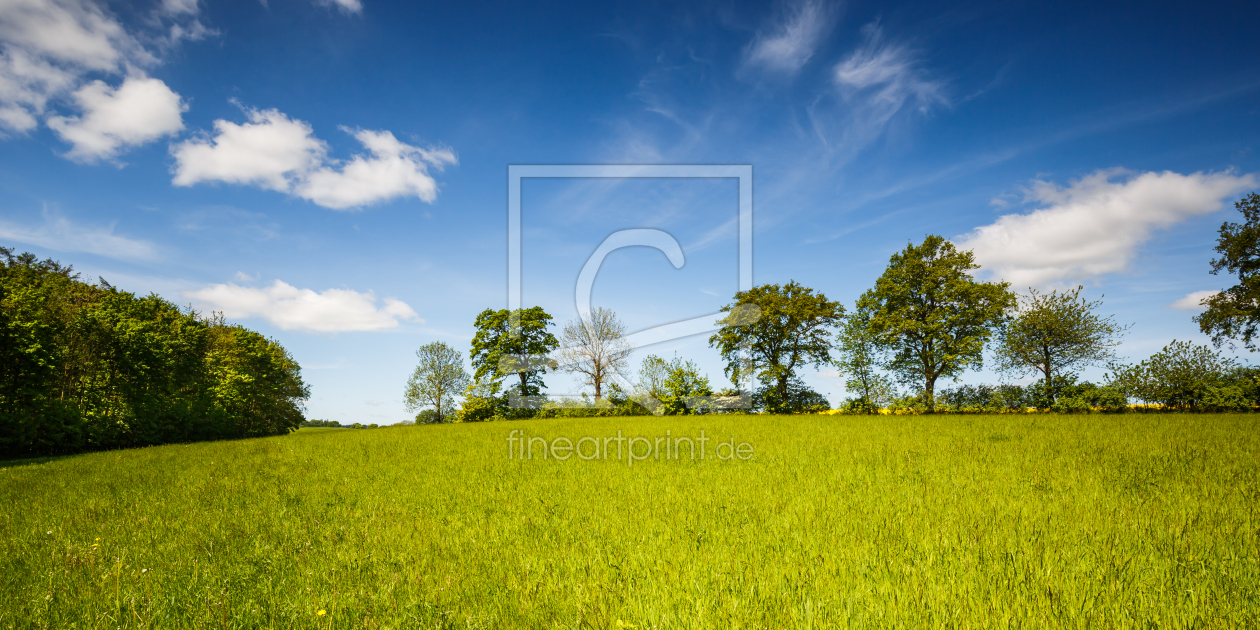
{"left": 508, "top": 164, "right": 752, "bottom": 347}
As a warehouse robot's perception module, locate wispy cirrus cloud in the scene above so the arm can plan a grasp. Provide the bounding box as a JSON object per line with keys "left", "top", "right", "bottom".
{"left": 170, "top": 106, "right": 457, "bottom": 209}
{"left": 799, "top": 22, "right": 945, "bottom": 163}
{"left": 0, "top": 206, "right": 157, "bottom": 260}
{"left": 740, "top": 0, "right": 835, "bottom": 76}
{"left": 958, "top": 168, "right": 1257, "bottom": 287}
{"left": 184, "top": 279, "right": 420, "bottom": 332}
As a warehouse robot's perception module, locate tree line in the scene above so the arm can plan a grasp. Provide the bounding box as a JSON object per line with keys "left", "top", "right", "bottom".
{"left": 0, "top": 248, "right": 309, "bottom": 457}
{"left": 406, "top": 192, "right": 1260, "bottom": 420}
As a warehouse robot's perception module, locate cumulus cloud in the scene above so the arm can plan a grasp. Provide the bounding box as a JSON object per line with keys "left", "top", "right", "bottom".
{"left": 1170, "top": 290, "right": 1220, "bottom": 311}
{"left": 0, "top": 0, "right": 203, "bottom": 159}
{"left": 171, "top": 107, "right": 457, "bottom": 209}
{"left": 47, "top": 75, "right": 185, "bottom": 161}
{"left": 171, "top": 108, "right": 326, "bottom": 191}
{"left": 184, "top": 280, "right": 420, "bottom": 332}
{"left": 0, "top": 207, "right": 157, "bottom": 259}
{"left": 742, "top": 0, "right": 832, "bottom": 75}
{"left": 958, "top": 169, "right": 1257, "bottom": 287}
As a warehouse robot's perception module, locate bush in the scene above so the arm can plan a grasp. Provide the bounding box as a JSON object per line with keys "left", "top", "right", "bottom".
{"left": 752, "top": 377, "right": 830, "bottom": 413}
{"left": 416, "top": 409, "right": 445, "bottom": 424}
{"left": 1202, "top": 385, "right": 1251, "bottom": 412}
{"left": 1109, "top": 341, "right": 1241, "bottom": 409}
{"left": 1051, "top": 395, "right": 1091, "bottom": 414}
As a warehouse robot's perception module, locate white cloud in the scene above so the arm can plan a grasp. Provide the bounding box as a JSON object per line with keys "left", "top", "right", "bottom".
{"left": 171, "top": 108, "right": 326, "bottom": 191}
{"left": 958, "top": 169, "right": 1258, "bottom": 287}
{"left": 317, "top": 0, "right": 363, "bottom": 14}
{"left": 295, "top": 128, "right": 456, "bottom": 208}
{"left": 160, "top": 0, "right": 200, "bottom": 16}
{"left": 0, "top": 207, "right": 157, "bottom": 259}
{"left": 742, "top": 0, "right": 831, "bottom": 75}
{"left": 172, "top": 107, "right": 457, "bottom": 209}
{"left": 47, "top": 75, "right": 185, "bottom": 161}
{"left": 1170, "top": 290, "right": 1220, "bottom": 311}
{"left": 184, "top": 280, "right": 420, "bottom": 333}
{"left": 0, "top": 0, "right": 201, "bottom": 158}
{"left": 833, "top": 23, "right": 944, "bottom": 119}
{"left": 805, "top": 23, "right": 944, "bottom": 158}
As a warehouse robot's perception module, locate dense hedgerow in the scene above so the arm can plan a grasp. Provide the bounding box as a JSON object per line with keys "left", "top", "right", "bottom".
{"left": 0, "top": 248, "right": 308, "bottom": 457}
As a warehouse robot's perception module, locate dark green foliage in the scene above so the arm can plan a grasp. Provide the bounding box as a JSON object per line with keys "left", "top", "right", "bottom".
{"left": 469, "top": 306, "right": 558, "bottom": 398}
{"left": 415, "top": 409, "right": 443, "bottom": 424}
{"left": 709, "top": 281, "right": 844, "bottom": 403}
{"left": 0, "top": 247, "right": 309, "bottom": 457}
{"left": 752, "top": 376, "right": 830, "bottom": 413}
{"left": 301, "top": 419, "right": 343, "bottom": 428}
{"left": 1050, "top": 382, "right": 1128, "bottom": 413}
{"left": 1196, "top": 192, "right": 1260, "bottom": 350}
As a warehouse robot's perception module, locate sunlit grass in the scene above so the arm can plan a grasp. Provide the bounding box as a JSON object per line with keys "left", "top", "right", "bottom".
{"left": 1, "top": 414, "right": 1258, "bottom": 628}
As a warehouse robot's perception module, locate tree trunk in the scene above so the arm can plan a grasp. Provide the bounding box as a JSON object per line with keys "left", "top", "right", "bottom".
{"left": 925, "top": 373, "right": 937, "bottom": 411}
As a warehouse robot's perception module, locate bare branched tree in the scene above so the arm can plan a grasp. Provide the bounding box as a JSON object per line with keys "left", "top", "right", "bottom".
{"left": 557, "top": 307, "right": 632, "bottom": 400}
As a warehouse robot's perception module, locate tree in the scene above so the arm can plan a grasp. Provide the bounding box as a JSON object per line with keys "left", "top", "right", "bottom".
{"left": 469, "top": 307, "right": 559, "bottom": 398}
{"left": 557, "top": 307, "right": 632, "bottom": 401}
{"left": 709, "top": 281, "right": 843, "bottom": 406}
{"left": 993, "top": 286, "right": 1128, "bottom": 404}
{"left": 834, "top": 307, "right": 897, "bottom": 413}
{"left": 404, "top": 341, "right": 470, "bottom": 422}
{"left": 751, "top": 375, "right": 830, "bottom": 413}
{"left": 636, "top": 354, "right": 670, "bottom": 401}
{"left": 1196, "top": 192, "right": 1260, "bottom": 350}
{"left": 856, "top": 235, "right": 1015, "bottom": 409}
{"left": 659, "top": 357, "right": 714, "bottom": 415}
{"left": 1108, "top": 340, "right": 1242, "bottom": 409}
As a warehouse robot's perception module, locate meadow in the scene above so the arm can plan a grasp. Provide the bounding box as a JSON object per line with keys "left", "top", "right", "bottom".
{"left": 1, "top": 413, "right": 1258, "bottom": 629}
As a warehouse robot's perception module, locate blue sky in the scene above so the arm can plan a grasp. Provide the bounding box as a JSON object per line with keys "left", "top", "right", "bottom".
{"left": 1, "top": 0, "right": 1258, "bottom": 422}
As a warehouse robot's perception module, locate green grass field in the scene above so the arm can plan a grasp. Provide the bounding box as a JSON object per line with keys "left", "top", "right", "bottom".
{"left": 2, "top": 414, "right": 1258, "bottom": 628}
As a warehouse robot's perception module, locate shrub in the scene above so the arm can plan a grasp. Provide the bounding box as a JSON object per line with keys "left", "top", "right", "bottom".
{"left": 1202, "top": 385, "right": 1251, "bottom": 412}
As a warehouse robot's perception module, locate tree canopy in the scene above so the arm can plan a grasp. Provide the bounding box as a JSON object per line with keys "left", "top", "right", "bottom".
{"left": 1196, "top": 192, "right": 1260, "bottom": 350}
{"left": 709, "top": 281, "right": 843, "bottom": 404}
{"left": 469, "top": 306, "right": 559, "bottom": 398}
{"left": 404, "top": 341, "right": 470, "bottom": 422}
{"left": 993, "top": 286, "right": 1128, "bottom": 403}
{"left": 855, "top": 235, "right": 1015, "bottom": 407}
{"left": 0, "top": 247, "right": 309, "bottom": 457}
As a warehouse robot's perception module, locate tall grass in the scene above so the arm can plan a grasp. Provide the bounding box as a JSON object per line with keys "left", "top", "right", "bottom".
{"left": 1, "top": 414, "right": 1257, "bottom": 628}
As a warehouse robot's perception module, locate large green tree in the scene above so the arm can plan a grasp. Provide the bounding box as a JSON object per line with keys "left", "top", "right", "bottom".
{"left": 1196, "top": 192, "right": 1260, "bottom": 350}
{"left": 856, "top": 235, "right": 1015, "bottom": 408}
{"left": 709, "top": 281, "right": 843, "bottom": 404}
{"left": 469, "top": 306, "right": 559, "bottom": 398}
{"left": 993, "top": 286, "right": 1128, "bottom": 404}
{"left": 404, "top": 341, "right": 470, "bottom": 422}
